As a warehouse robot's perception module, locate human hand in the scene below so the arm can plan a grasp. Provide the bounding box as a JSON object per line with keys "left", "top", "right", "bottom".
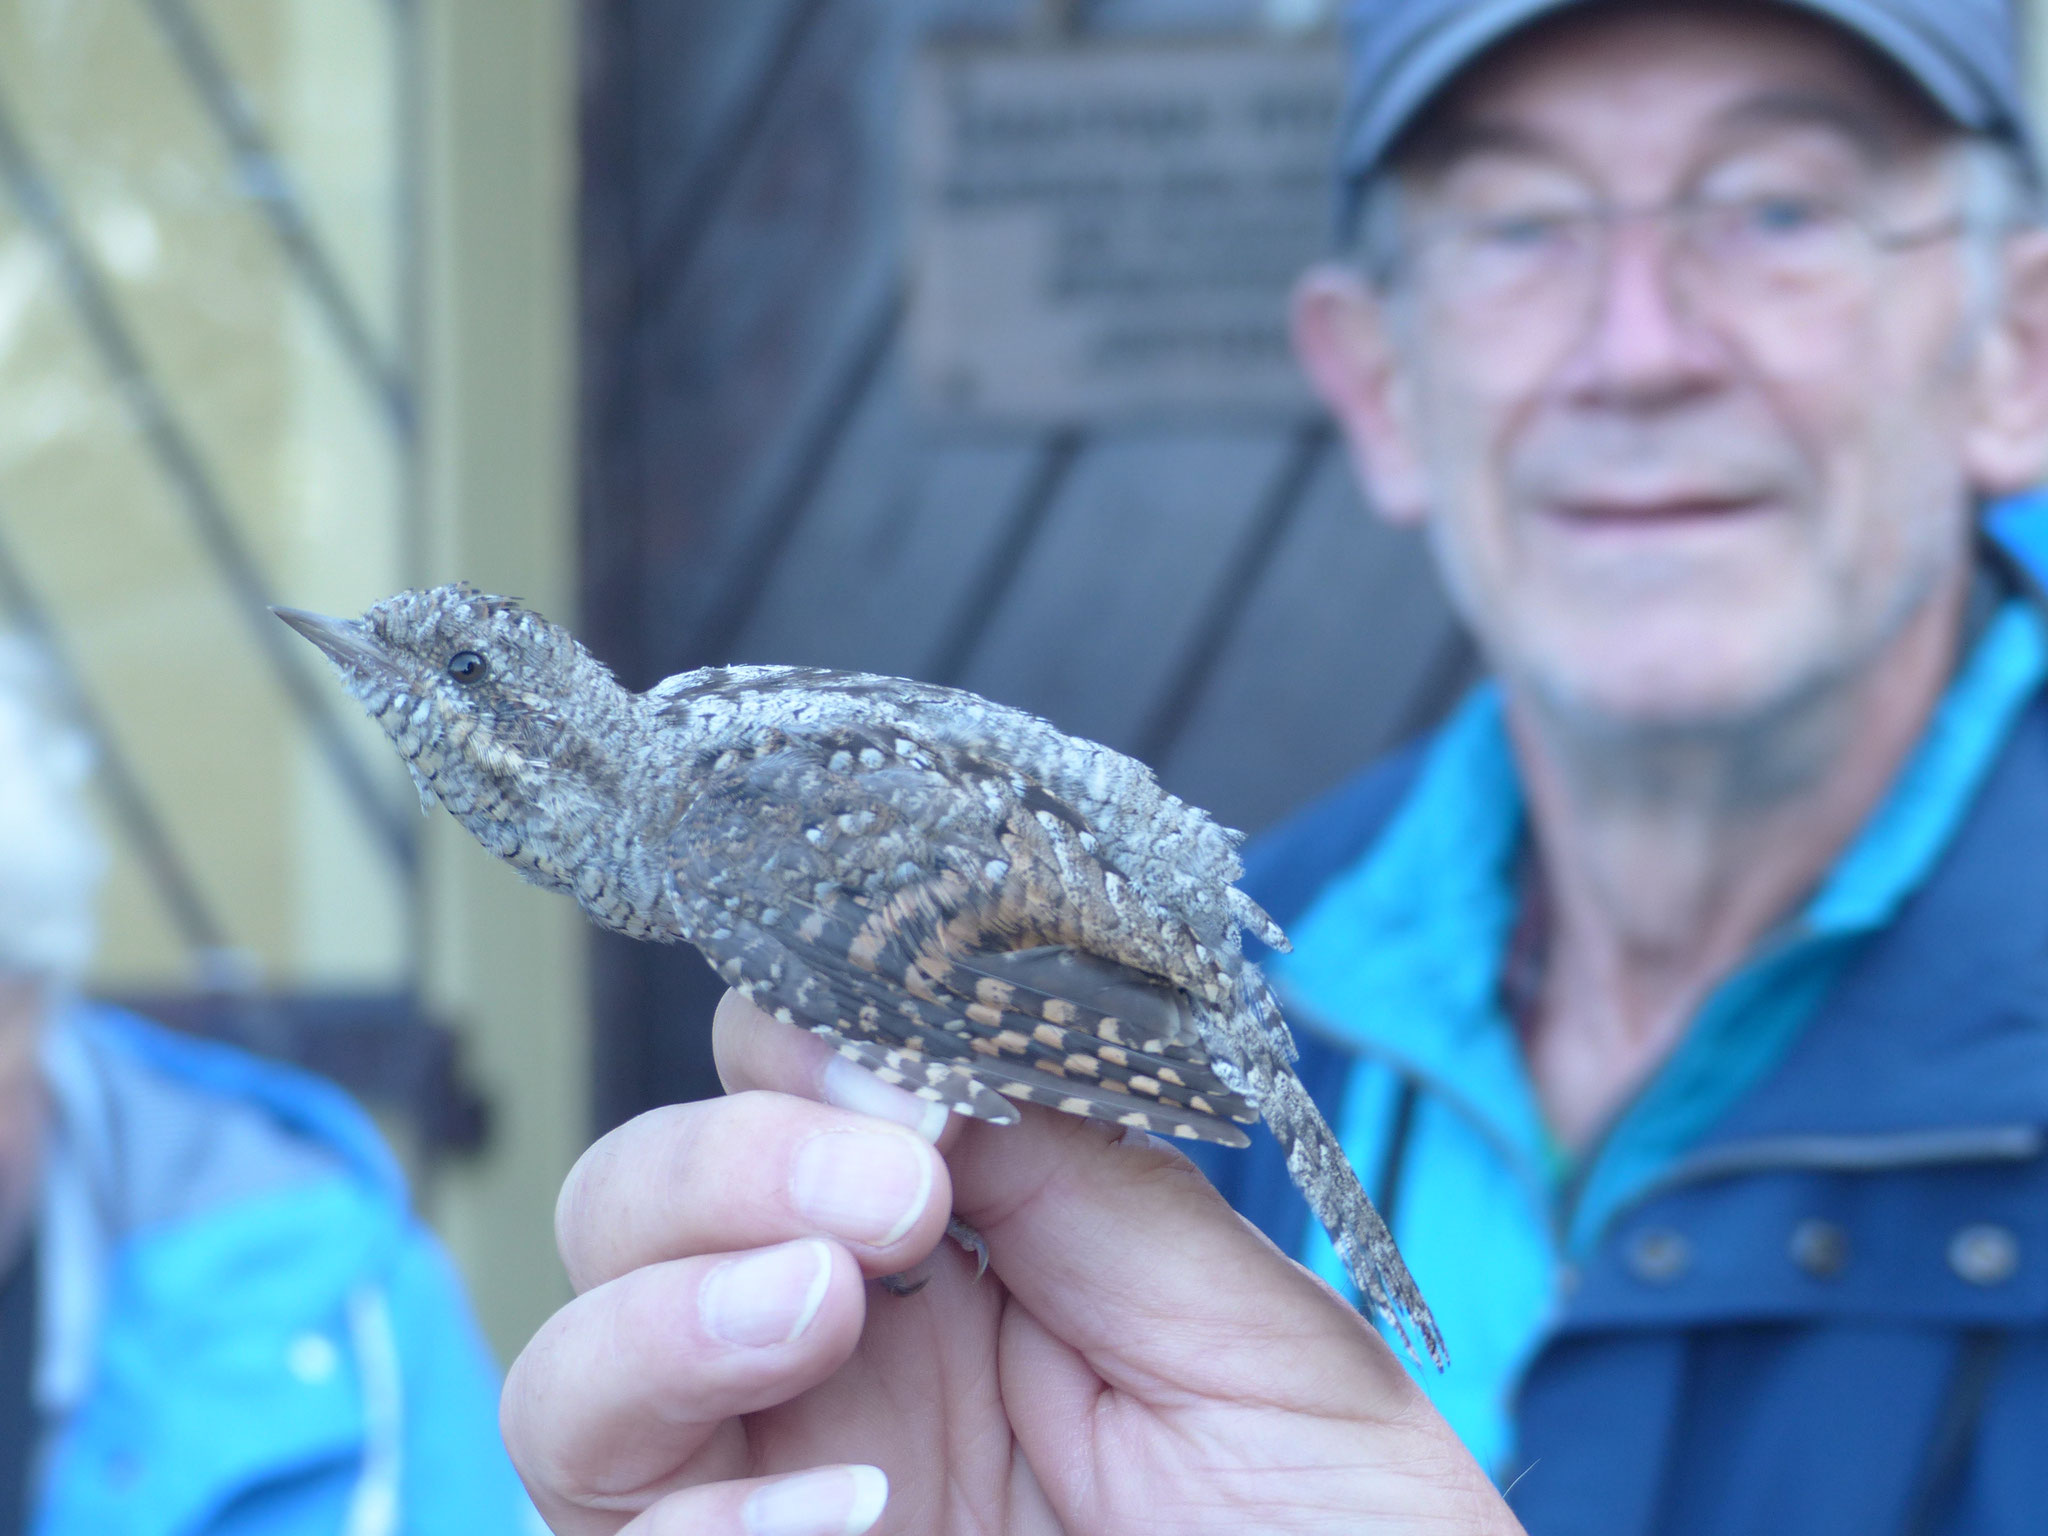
{"left": 501, "top": 990, "right": 1521, "bottom": 1535}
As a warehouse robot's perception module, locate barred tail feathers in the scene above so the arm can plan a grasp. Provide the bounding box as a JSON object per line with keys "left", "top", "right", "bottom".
{"left": 1255, "top": 1058, "right": 1447, "bottom": 1370}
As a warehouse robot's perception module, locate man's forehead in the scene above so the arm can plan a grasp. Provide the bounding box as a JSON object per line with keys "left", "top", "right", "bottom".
{"left": 1402, "top": 7, "right": 1949, "bottom": 178}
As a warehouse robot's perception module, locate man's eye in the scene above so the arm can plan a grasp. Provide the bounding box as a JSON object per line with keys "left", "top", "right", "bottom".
{"left": 1738, "top": 194, "right": 1832, "bottom": 236}
{"left": 1473, "top": 211, "right": 1576, "bottom": 249}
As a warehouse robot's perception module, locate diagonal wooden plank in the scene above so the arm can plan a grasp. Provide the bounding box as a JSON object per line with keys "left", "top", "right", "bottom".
{"left": 140, "top": 0, "right": 413, "bottom": 436}
{"left": 1134, "top": 418, "right": 1330, "bottom": 764}
{"left": 952, "top": 426, "right": 1302, "bottom": 752}
{"left": 624, "top": 0, "right": 832, "bottom": 325}
{"left": 926, "top": 428, "right": 1089, "bottom": 685}
{"left": 600, "top": 0, "right": 916, "bottom": 680}
{"left": 684, "top": 284, "right": 904, "bottom": 664}
{"left": 726, "top": 366, "right": 1058, "bottom": 680}
{"left": 1155, "top": 450, "right": 1464, "bottom": 834}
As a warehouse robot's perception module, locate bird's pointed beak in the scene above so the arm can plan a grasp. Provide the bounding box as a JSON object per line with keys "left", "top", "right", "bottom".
{"left": 272, "top": 606, "right": 388, "bottom": 679}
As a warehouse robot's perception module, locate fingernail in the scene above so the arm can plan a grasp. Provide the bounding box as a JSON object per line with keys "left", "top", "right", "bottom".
{"left": 700, "top": 1240, "right": 833, "bottom": 1348}
{"left": 821, "top": 1054, "right": 950, "bottom": 1143}
{"left": 743, "top": 1465, "right": 888, "bottom": 1536}
{"left": 791, "top": 1128, "right": 934, "bottom": 1247}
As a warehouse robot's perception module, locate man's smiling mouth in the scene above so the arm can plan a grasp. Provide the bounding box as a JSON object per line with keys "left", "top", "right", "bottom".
{"left": 1547, "top": 493, "right": 1777, "bottom": 525}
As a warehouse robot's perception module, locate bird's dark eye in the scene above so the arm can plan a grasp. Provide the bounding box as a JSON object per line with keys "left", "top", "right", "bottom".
{"left": 447, "top": 650, "right": 488, "bottom": 684}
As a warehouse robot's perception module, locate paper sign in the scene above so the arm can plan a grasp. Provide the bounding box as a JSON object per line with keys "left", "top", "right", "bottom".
{"left": 906, "top": 40, "right": 1342, "bottom": 424}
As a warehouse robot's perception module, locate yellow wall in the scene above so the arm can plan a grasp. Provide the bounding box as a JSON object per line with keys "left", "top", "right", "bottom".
{"left": 0, "top": 0, "right": 580, "bottom": 1365}
{"left": 414, "top": 0, "right": 583, "bottom": 1363}
{"left": 0, "top": 1, "right": 413, "bottom": 991}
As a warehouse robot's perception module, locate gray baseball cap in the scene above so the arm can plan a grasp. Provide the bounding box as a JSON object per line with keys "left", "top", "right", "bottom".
{"left": 1339, "top": 0, "right": 2042, "bottom": 205}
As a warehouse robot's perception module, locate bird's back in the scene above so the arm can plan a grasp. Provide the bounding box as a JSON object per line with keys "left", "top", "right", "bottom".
{"left": 646, "top": 663, "right": 1284, "bottom": 958}
{"left": 643, "top": 662, "right": 1288, "bottom": 1146}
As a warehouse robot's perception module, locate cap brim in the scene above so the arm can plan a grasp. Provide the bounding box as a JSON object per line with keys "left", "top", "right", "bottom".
{"left": 1339, "top": 0, "right": 2040, "bottom": 207}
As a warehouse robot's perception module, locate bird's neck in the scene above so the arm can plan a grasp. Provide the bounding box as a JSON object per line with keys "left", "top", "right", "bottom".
{"left": 452, "top": 683, "right": 677, "bottom": 940}
{"left": 559, "top": 690, "right": 709, "bottom": 941}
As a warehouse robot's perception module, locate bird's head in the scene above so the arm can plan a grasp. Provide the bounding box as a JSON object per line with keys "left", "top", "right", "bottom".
{"left": 275, "top": 584, "right": 633, "bottom": 845}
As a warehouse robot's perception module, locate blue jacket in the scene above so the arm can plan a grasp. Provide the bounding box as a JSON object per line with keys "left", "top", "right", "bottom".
{"left": 31, "top": 1005, "right": 536, "bottom": 1536}
{"left": 1201, "top": 681, "right": 2048, "bottom": 1536}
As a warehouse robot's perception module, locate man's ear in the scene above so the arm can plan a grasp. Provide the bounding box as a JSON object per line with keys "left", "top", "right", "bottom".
{"left": 1290, "top": 263, "right": 1430, "bottom": 524}
{"left": 1963, "top": 230, "right": 2048, "bottom": 495}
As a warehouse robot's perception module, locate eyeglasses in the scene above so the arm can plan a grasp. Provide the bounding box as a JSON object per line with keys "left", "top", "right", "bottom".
{"left": 1391, "top": 182, "right": 1972, "bottom": 371}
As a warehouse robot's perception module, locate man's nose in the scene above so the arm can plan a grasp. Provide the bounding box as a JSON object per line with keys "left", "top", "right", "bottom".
{"left": 1557, "top": 216, "right": 1730, "bottom": 406}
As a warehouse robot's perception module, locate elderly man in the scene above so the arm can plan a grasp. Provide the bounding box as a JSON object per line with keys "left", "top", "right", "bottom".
{"left": 500, "top": 2, "right": 2048, "bottom": 1533}
{"left": 0, "top": 639, "right": 535, "bottom": 1531}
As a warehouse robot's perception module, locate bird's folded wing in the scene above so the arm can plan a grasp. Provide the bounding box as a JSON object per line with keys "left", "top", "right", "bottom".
{"left": 664, "top": 735, "right": 1256, "bottom": 1145}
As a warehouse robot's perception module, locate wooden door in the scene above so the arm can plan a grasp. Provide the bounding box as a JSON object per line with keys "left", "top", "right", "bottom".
{"left": 578, "top": 0, "right": 1469, "bottom": 1131}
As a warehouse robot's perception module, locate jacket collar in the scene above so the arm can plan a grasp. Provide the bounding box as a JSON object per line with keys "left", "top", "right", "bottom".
{"left": 1563, "top": 678, "right": 2048, "bottom": 1334}
{"left": 1273, "top": 597, "right": 2048, "bottom": 1189}
{"left": 1692, "top": 688, "right": 2048, "bottom": 1153}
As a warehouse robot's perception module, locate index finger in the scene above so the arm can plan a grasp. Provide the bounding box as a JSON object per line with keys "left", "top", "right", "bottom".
{"left": 555, "top": 1090, "right": 953, "bottom": 1292}
{"left": 711, "top": 989, "right": 965, "bottom": 1152}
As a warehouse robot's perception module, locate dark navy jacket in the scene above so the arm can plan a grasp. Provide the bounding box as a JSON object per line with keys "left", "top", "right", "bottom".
{"left": 1200, "top": 688, "right": 2048, "bottom": 1536}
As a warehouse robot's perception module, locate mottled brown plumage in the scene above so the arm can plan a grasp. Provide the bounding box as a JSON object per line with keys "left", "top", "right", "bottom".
{"left": 276, "top": 584, "right": 1444, "bottom": 1366}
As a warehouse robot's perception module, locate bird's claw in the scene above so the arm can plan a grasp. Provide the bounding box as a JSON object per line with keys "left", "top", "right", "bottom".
{"left": 947, "top": 1216, "right": 990, "bottom": 1279}
{"left": 876, "top": 1215, "right": 989, "bottom": 1295}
